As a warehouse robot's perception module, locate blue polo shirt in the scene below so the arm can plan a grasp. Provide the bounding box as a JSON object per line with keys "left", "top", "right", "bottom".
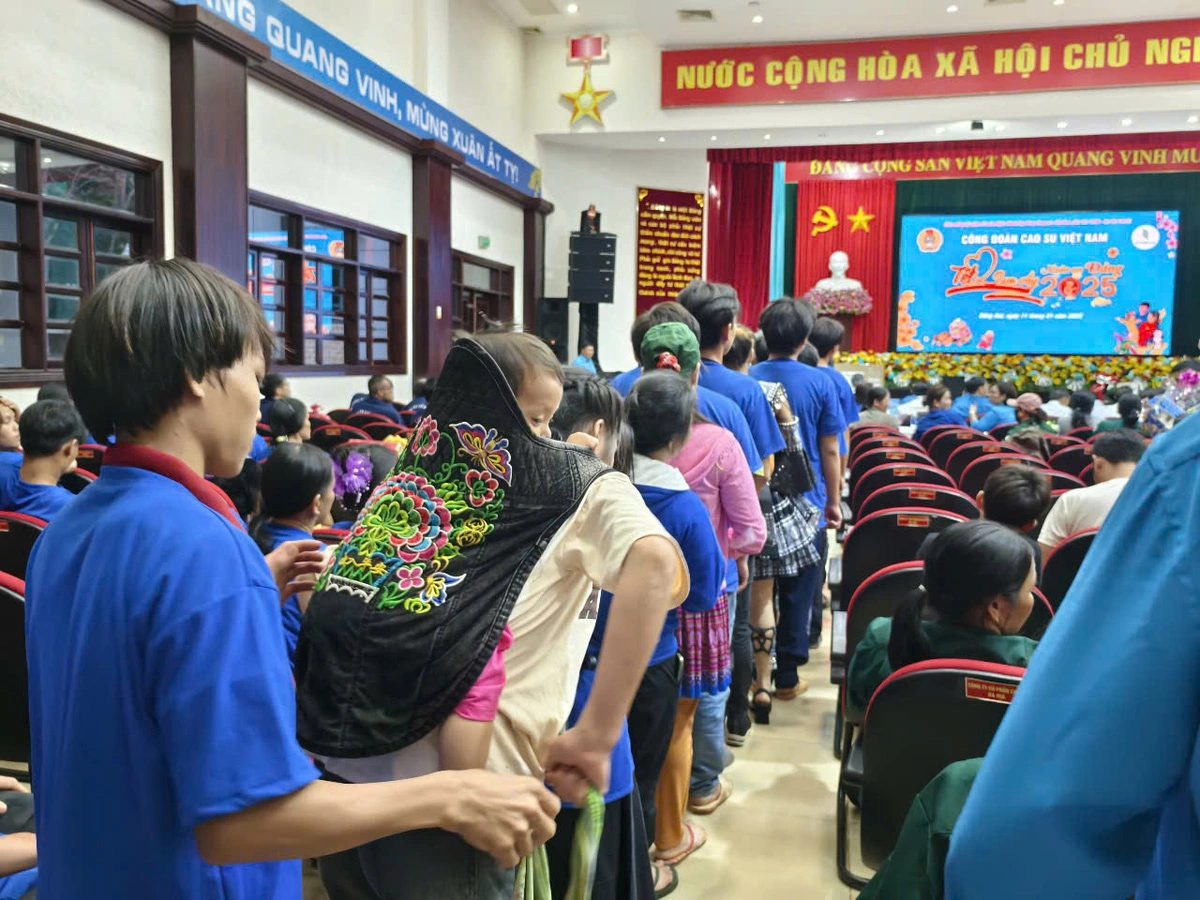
{"left": 972, "top": 403, "right": 1017, "bottom": 432}
{"left": 257, "top": 521, "right": 311, "bottom": 665}
{"left": 0, "top": 450, "right": 21, "bottom": 472}
{"left": 952, "top": 393, "right": 990, "bottom": 419}
{"left": 248, "top": 433, "right": 271, "bottom": 463}
{"left": 818, "top": 365, "right": 859, "bottom": 454}
{"left": 0, "top": 468, "right": 73, "bottom": 521}
{"left": 914, "top": 407, "right": 969, "bottom": 439}
{"left": 25, "top": 459, "right": 317, "bottom": 900}
{"left": 945, "top": 412, "right": 1200, "bottom": 900}
{"left": 350, "top": 395, "right": 401, "bottom": 424}
{"left": 698, "top": 360, "right": 786, "bottom": 464}
{"left": 750, "top": 358, "right": 844, "bottom": 523}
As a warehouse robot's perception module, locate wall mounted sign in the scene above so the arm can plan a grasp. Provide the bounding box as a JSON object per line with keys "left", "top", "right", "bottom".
{"left": 662, "top": 18, "right": 1200, "bottom": 107}
{"left": 174, "top": 0, "right": 542, "bottom": 196}
{"left": 635, "top": 188, "right": 704, "bottom": 315}
{"left": 569, "top": 34, "right": 608, "bottom": 65}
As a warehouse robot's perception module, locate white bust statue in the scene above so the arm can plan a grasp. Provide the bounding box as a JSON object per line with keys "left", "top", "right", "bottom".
{"left": 814, "top": 251, "right": 863, "bottom": 291}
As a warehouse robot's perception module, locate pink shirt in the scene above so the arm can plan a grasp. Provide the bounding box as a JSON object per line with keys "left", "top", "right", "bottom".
{"left": 671, "top": 422, "right": 766, "bottom": 561}
{"left": 453, "top": 625, "right": 513, "bottom": 722}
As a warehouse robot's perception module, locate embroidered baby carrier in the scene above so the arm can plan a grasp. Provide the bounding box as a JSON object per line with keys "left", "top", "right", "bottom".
{"left": 295, "top": 337, "right": 609, "bottom": 757}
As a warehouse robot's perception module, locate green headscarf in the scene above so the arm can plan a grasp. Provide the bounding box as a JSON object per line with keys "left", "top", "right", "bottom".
{"left": 639, "top": 322, "right": 701, "bottom": 376}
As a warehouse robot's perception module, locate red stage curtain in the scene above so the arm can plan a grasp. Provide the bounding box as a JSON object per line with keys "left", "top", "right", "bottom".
{"left": 793, "top": 179, "right": 895, "bottom": 352}
{"left": 706, "top": 161, "right": 773, "bottom": 330}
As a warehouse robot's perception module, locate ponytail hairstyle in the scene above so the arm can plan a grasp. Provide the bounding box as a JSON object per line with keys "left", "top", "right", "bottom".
{"left": 249, "top": 442, "right": 334, "bottom": 554}
{"left": 887, "top": 520, "right": 1034, "bottom": 671}
{"left": 611, "top": 420, "right": 635, "bottom": 479}
{"left": 1068, "top": 391, "right": 1096, "bottom": 431}
{"left": 860, "top": 385, "right": 889, "bottom": 412}
{"left": 328, "top": 443, "right": 398, "bottom": 523}
{"left": 1117, "top": 393, "right": 1142, "bottom": 429}
{"left": 625, "top": 370, "right": 696, "bottom": 457}
{"left": 268, "top": 396, "right": 308, "bottom": 441}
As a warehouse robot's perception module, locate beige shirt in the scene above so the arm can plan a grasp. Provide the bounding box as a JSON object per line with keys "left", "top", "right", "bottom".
{"left": 1039, "top": 477, "right": 1129, "bottom": 550}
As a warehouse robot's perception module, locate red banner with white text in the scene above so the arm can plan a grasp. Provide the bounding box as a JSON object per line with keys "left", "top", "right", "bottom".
{"left": 662, "top": 19, "right": 1200, "bottom": 108}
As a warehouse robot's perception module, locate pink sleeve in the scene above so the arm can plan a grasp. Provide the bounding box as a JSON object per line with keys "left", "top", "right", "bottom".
{"left": 717, "top": 432, "right": 767, "bottom": 558}
{"left": 452, "top": 625, "right": 513, "bottom": 723}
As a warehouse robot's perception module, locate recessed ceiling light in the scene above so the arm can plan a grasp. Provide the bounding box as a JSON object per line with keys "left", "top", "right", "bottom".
{"left": 763, "top": 133, "right": 772, "bottom": 140}
{"left": 875, "top": 129, "right": 885, "bottom": 136}
{"left": 1057, "top": 120, "right": 1068, "bottom": 128}
{"left": 935, "top": 126, "right": 946, "bottom": 134}
{"left": 751, "top": 14, "right": 763, "bottom": 23}
{"left": 566, "top": 2, "right": 578, "bottom": 13}
{"left": 710, "top": 135, "right": 718, "bottom": 141}
{"left": 42, "top": 156, "right": 52, "bottom": 164}
{"left": 1053, "top": 0, "right": 1065, "bottom": 5}
{"left": 1189, "top": 114, "right": 1199, "bottom": 124}
{"left": 995, "top": 124, "right": 1006, "bottom": 131}
{"left": 946, "top": 3, "right": 958, "bottom": 11}
{"left": 1121, "top": 117, "right": 1133, "bottom": 126}
{"left": 658, "top": 136, "right": 666, "bottom": 142}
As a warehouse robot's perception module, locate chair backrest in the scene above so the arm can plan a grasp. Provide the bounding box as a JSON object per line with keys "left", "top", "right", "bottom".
{"left": 1048, "top": 445, "right": 1092, "bottom": 477}
{"left": 849, "top": 449, "right": 932, "bottom": 491}
{"left": 1047, "top": 471, "right": 1085, "bottom": 491}
{"left": 945, "top": 441, "right": 1024, "bottom": 485}
{"left": 363, "top": 422, "right": 408, "bottom": 441}
{"left": 959, "top": 455, "right": 1048, "bottom": 497}
{"left": 309, "top": 423, "right": 370, "bottom": 451}
{"left": 860, "top": 659, "right": 1024, "bottom": 869}
{"left": 59, "top": 468, "right": 97, "bottom": 495}
{"left": 840, "top": 508, "right": 967, "bottom": 610}
{"left": 1066, "top": 426, "right": 1094, "bottom": 440}
{"left": 851, "top": 464, "right": 955, "bottom": 516}
{"left": 1079, "top": 463, "right": 1094, "bottom": 486}
{"left": 1043, "top": 434, "right": 1086, "bottom": 452}
{"left": 326, "top": 408, "right": 352, "bottom": 424}
{"left": 988, "top": 423, "right": 1016, "bottom": 440}
{"left": 856, "top": 484, "right": 981, "bottom": 521}
{"left": 835, "top": 561, "right": 923, "bottom": 698}
{"left": 849, "top": 435, "right": 923, "bottom": 467}
{"left": 1041, "top": 528, "right": 1098, "bottom": 611}
{"left": 346, "top": 411, "right": 394, "bottom": 430}
{"left": 0, "top": 572, "right": 28, "bottom": 764}
{"left": 309, "top": 412, "right": 334, "bottom": 427}
{"left": 312, "top": 527, "right": 350, "bottom": 545}
{"left": 918, "top": 424, "right": 966, "bottom": 451}
{"left": 75, "top": 443, "right": 107, "bottom": 477}
{"left": 255, "top": 421, "right": 272, "bottom": 439}
{"left": 929, "top": 430, "right": 989, "bottom": 470}
{"left": 0, "top": 513, "right": 46, "bottom": 580}
{"left": 1022, "top": 588, "right": 1056, "bottom": 641}
{"left": 849, "top": 426, "right": 901, "bottom": 453}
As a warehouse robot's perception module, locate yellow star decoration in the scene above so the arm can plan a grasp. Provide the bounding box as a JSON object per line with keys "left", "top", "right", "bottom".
{"left": 848, "top": 206, "right": 876, "bottom": 233}
{"left": 562, "top": 66, "right": 613, "bottom": 126}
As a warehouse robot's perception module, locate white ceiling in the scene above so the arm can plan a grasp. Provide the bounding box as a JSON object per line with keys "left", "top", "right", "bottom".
{"left": 495, "top": 0, "right": 1198, "bottom": 46}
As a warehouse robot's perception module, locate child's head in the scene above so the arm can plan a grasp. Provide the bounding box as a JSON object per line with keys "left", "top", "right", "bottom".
{"left": 723, "top": 325, "right": 757, "bottom": 374}
{"left": 978, "top": 464, "right": 1051, "bottom": 533}
{"left": 37, "top": 382, "right": 71, "bottom": 403}
{"left": 758, "top": 298, "right": 815, "bottom": 358}
{"left": 472, "top": 332, "right": 564, "bottom": 438}
{"left": 925, "top": 384, "right": 952, "bottom": 410}
{"left": 639, "top": 322, "right": 702, "bottom": 387}
{"left": 269, "top": 396, "right": 311, "bottom": 442}
{"left": 1139, "top": 302, "right": 1150, "bottom": 313}
{"left": 19, "top": 399, "right": 85, "bottom": 474}
{"left": 329, "top": 444, "right": 398, "bottom": 523}
{"left": 260, "top": 372, "right": 289, "bottom": 401}
{"left": 889, "top": 520, "right": 1036, "bottom": 670}
{"left": 809, "top": 316, "right": 845, "bottom": 361}
{"left": 628, "top": 302, "right": 702, "bottom": 362}
{"left": 0, "top": 399, "right": 20, "bottom": 451}
{"left": 626, "top": 370, "right": 696, "bottom": 460}
{"left": 64, "top": 258, "right": 275, "bottom": 478}
{"left": 677, "top": 280, "right": 742, "bottom": 353}
{"left": 550, "top": 373, "right": 623, "bottom": 467}
{"left": 251, "top": 442, "right": 335, "bottom": 552}
{"left": 1147, "top": 310, "right": 1159, "bottom": 325}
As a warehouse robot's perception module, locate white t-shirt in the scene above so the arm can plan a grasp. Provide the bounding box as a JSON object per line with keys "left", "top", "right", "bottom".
{"left": 1039, "top": 477, "right": 1129, "bottom": 550}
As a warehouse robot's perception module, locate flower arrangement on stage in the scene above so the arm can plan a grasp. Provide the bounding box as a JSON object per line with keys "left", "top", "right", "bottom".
{"left": 801, "top": 287, "right": 874, "bottom": 316}
{"left": 841, "top": 351, "right": 1180, "bottom": 393}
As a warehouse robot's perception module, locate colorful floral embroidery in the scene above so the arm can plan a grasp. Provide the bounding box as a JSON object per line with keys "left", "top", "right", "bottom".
{"left": 451, "top": 423, "right": 513, "bottom": 484}
{"left": 318, "top": 419, "right": 507, "bottom": 614}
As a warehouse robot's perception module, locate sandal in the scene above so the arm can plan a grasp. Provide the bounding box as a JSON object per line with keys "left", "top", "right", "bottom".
{"left": 774, "top": 679, "right": 810, "bottom": 701}
{"left": 653, "top": 861, "right": 679, "bottom": 897}
{"left": 752, "top": 687, "right": 773, "bottom": 725}
{"left": 688, "top": 775, "right": 732, "bottom": 815}
{"left": 654, "top": 822, "right": 707, "bottom": 865}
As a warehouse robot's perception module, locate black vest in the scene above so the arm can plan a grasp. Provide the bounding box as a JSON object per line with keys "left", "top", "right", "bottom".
{"left": 295, "top": 338, "right": 609, "bottom": 758}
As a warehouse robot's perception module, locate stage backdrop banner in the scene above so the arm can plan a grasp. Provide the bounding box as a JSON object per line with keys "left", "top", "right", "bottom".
{"left": 636, "top": 188, "right": 705, "bottom": 316}
{"left": 664, "top": 19, "right": 1200, "bottom": 108}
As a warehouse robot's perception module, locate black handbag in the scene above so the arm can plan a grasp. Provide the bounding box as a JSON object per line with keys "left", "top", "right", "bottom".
{"left": 761, "top": 382, "right": 816, "bottom": 497}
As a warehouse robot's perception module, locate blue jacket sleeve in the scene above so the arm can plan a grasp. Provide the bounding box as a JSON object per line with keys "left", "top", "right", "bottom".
{"left": 971, "top": 410, "right": 998, "bottom": 432}
{"left": 945, "top": 438, "right": 1200, "bottom": 899}
{"left": 676, "top": 493, "right": 724, "bottom": 614}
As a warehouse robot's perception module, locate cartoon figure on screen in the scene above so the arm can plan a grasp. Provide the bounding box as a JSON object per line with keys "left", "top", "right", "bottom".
{"left": 933, "top": 318, "right": 973, "bottom": 348}
{"left": 1138, "top": 310, "right": 1164, "bottom": 348}
{"left": 976, "top": 330, "right": 995, "bottom": 351}
{"left": 1152, "top": 329, "right": 1167, "bottom": 354}
{"left": 896, "top": 291, "right": 924, "bottom": 351}
{"left": 1136, "top": 302, "right": 1152, "bottom": 325}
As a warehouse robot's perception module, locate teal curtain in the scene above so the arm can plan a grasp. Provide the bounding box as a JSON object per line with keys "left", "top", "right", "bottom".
{"left": 769, "top": 162, "right": 787, "bottom": 300}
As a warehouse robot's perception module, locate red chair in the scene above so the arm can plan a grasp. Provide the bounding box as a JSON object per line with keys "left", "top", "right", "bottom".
{"left": 326, "top": 408, "right": 352, "bottom": 424}
{"left": 0, "top": 513, "right": 46, "bottom": 580}
{"left": 837, "top": 660, "right": 1025, "bottom": 887}
{"left": 1024, "top": 588, "right": 1056, "bottom": 641}
{"left": 74, "top": 444, "right": 107, "bottom": 477}
{"left": 1048, "top": 444, "right": 1092, "bottom": 477}
{"left": 1066, "top": 426, "right": 1094, "bottom": 440}
{"left": 856, "top": 484, "right": 980, "bottom": 521}
{"left": 959, "top": 455, "right": 1049, "bottom": 498}
{"left": 346, "top": 412, "right": 395, "bottom": 431}
{"left": 0, "top": 572, "right": 28, "bottom": 776}
{"left": 255, "top": 422, "right": 272, "bottom": 439}
{"left": 918, "top": 424, "right": 966, "bottom": 452}
{"left": 849, "top": 449, "right": 932, "bottom": 491}
{"left": 929, "top": 430, "right": 990, "bottom": 471}
{"left": 1043, "top": 434, "right": 1086, "bottom": 453}
{"left": 1080, "top": 463, "right": 1094, "bottom": 486}
{"left": 1047, "top": 471, "right": 1085, "bottom": 491}
{"left": 850, "top": 464, "right": 955, "bottom": 516}
{"left": 363, "top": 422, "right": 409, "bottom": 441}
{"left": 59, "top": 469, "right": 96, "bottom": 495}
{"left": 309, "top": 412, "right": 334, "bottom": 428}
{"left": 945, "top": 442, "right": 1024, "bottom": 485}
{"left": 312, "top": 527, "right": 350, "bottom": 545}
{"left": 849, "top": 426, "right": 901, "bottom": 453}
{"left": 309, "top": 423, "right": 369, "bottom": 451}
{"left": 1041, "top": 528, "right": 1098, "bottom": 611}
{"left": 989, "top": 422, "right": 1016, "bottom": 440}
{"left": 849, "top": 435, "right": 924, "bottom": 468}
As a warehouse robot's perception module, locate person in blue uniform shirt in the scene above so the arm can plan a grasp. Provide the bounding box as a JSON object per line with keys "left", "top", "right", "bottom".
{"left": 809, "top": 316, "right": 860, "bottom": 477}
{"left": 350, "top": 373, "right": 403, "bottom": 423}
{"left": 913, "top": 385, "right": 969, "bottom": 440}
{"left": 25, "top": 258, "right": 558, "bottom": 900}
{"left": 970, "top": 380, "right": 1018, "bottom": 432}
{"left": 249, "top": 442, "right": 335, "bottom": 667}
{"left": 0, "top": 400, "right": 83, "bottom": 522}
{"left": 258, "top": 372, "right": 289, "bottom": 425}
{"left": 571, "top": 341, "right": 598, "bottom": 374}
{"left": 750, "top": 298, "right": 845, "bottom": 697}
{"left": 952, "top": 376, "right": 991, "bottom": 420}
{"left": 0, "top": 399, "right": 21, "bottom": 472}
{"left": 944, "top": 411, "right": 1200, "bottom": 900}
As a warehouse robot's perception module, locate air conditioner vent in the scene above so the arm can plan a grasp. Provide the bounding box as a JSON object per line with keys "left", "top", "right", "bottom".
{"left": 677, "top": 9, "right": 715, "bottom": 22}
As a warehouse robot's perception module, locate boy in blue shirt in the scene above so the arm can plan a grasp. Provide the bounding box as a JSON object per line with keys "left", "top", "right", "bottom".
{"left": 25, "top": 258, "right": 557, "bottom": 900}
{"left": 0, "top": 400, "right": 83, "bottom": 521}
{"left": 808, "top": 316, "right": 859, "bottom": 480}
{"left": 350, "top": 374, "right": 403, "bottom": 423}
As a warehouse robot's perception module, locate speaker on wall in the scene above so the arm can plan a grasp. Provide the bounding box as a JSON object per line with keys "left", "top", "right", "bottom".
{"left": 537, "top": 297, "right": 569, "bottom": 363}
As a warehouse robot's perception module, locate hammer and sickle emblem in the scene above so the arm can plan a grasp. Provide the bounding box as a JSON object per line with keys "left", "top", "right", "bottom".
{"left": 811, "top": 205, "right": 839, "bottom": 237}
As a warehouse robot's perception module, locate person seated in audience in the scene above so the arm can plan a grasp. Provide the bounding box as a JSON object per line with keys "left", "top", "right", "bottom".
{"left": 914, "top": 384, "right": 968, "bottom": 440}
{"left": 855, "top": 385, "right": 900, "bottom": 429}
{"left": 969, "top": 380, "right": 1018, "bottom": 432}
{"left": 328, "top": 443, "right": 397, "bottom": 530}
{"left": 1037, "top": 429, "right": 1145, "bottom": 560}
{"left": 1042, "top": 389, "right": 1072, "bottom": 425}
{"left": 1006, "top": 428, "right": 1050, "bottom": 462}
{"left": 249, "top": 442, "right": 335, "bottom": 667}
{"left": 404, "top": 377, "right": 436, "bottom": 417}
{"left": 267, "top": 396, "right": 311, "bottom": 443}
{"left": 211, "top": 458, "right": 262, "bottom": 523}
{"left": 38, "top": 381, "right": 102, "bottom": 445}
{"left": 896, "top": 380, "right": 930, "bottom": 423}
{"left": 0, "top": 776, "right": 37, "bottom": 899}
{"left": 846, "top": 520, "right": 1038, "bottom": 720}
{"left": 259, "top": 371, "right": 289, "bottom": 424}
{"left": 0, "top": 399, "right": 84, "bottom": 521}
{"left": 350, "top": 373, "right": 403, "bottom": 423}
{"left": 1006, "top": 393, "right": 1058, "bottom": 438}
{"left": 977, "top": 465, "right": 1051, "bottom": 582}
{"left": 26, "top": 258, "right": 558, "bottom": 900}
{"left": 1094, "top": 392, "right": 1144, "bottom": 434}
{"left": 1061, "top": 390, "right": 1099, "bottom": 435}
{"left": 0, "top": 399, "right": 20, "bottom": 470}
{"left": 571, "top": 340, "right": 598, "bottom": 374}
{"left": 951, "top": 376, "right": 991, "bottom": 420}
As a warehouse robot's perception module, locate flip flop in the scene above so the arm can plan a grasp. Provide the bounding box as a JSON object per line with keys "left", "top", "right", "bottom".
{"left": 653, "top": 861, "right": 679, "bottom": 898}
{"left": 654, "top": 822, "right": 708, "bottom": 866}
{"left": 688, "top": 776, "right": 732, "bottom": 816}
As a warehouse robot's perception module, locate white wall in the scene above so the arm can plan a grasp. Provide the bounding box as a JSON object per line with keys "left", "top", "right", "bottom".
{"left": 286, "top": 0, "right": 416, "bottom": 86}
{"left": 247, "top": 80, "right": 415, "bottom": 404}
{"left": 0, "top": 0, "right": 174, "bottom": 255}
{"left": 539, "top": 143, "right": 708, "bottom": 372}
{"left": 451, "top": 175, "right": 525, "bottom": 327}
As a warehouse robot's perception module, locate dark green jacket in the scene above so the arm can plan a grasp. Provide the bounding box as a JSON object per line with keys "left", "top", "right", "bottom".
{"left": 858, "top": 758, "right": 983, "bottom": 900}
{"left": 846, "top": 618, "right": 1037, "bottom": 721}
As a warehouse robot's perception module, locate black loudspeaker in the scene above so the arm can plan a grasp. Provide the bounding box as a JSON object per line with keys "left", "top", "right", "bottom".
{"left": 568, "top": 231, "right": 616, "bottom": 304}
{"left": 537, "top": 298, "right": 569, "bottom": 363}
{"left": 570, "top": 233, "right": 616, "bottom": 257}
